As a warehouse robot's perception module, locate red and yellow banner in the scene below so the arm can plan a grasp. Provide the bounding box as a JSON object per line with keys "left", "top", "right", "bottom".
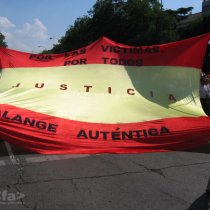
{"left": 0, "top": 33, "right": 210, "bottom": 154}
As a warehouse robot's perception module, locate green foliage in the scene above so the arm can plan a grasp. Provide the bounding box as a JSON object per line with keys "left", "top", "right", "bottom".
{"left": 165, "top": 6, "right": 193, "bottom": 21}
{"left": 49, "top": 0, "right": 207, "bottom": 53}
{"left": 178, "top": 12, "right": 210, "bottom": 39}
{"left": 50, "top": 0, "right": 179, "bottom": 53}
{"left": 0, "top": 32, "right": 7, "bottom": 48}
{"left": 176, "top": 7, "right": 193, "bottom": 17}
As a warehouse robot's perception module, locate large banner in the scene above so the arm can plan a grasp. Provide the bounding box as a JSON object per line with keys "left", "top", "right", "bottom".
{"left": 0, "top": 33, "right": 210, "bottom": 154}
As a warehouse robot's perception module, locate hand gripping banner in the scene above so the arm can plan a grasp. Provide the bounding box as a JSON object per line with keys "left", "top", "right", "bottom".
{"left": 0, "top": 33, "right": 210, "bottom": 154}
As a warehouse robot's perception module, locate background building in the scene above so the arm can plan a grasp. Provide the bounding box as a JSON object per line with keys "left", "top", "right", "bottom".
{"left": 202, "top": 0, "right": 210, "bottom": 12}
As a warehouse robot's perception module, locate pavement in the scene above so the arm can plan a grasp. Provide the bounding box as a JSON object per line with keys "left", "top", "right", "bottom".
{"left": 0, "top": 141, "right": 210, "bottom": 210}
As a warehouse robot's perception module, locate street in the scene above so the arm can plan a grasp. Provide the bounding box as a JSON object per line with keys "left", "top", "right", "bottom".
{"left": 0, "top": 141, "right": 210, "bottom": 210}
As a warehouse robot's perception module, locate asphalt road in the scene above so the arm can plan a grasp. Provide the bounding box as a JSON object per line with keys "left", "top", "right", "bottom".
{"left": 0, "top": 141, "right": 210, "bottom": 210}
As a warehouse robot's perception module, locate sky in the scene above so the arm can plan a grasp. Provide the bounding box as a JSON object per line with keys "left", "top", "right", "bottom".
{"left": 0, "top": 0, "right": 203, "bottom": 53}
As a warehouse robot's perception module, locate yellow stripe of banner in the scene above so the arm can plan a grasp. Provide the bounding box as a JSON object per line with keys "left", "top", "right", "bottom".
{"left": 0, "top": 64, "right": 205, "bottom": 123}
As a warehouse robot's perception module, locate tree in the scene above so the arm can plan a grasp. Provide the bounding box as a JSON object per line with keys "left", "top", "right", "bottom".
{"left": 178, "top": 12, "right": 210, "bottom": 39}
{"left": 176, "top": 7, "right": 193, "bottom": 17}
{"left": 165, "top": 7, "right": 193, "bottom": 21}
{"left": 122, "top": 0, "right": 178, "bottom": 45}
{"left": 0, "top": 32, "right": 7, "bottom": 48}
{"left": 49, "top": 0, "right": 180, "bottom": 53}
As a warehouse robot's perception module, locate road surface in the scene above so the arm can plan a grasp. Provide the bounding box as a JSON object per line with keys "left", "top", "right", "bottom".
{"left": 0, "top": 141, "right": 210, "bottom": 210}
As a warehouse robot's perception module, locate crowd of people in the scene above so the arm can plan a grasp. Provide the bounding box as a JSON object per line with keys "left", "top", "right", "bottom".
{"left": 199, "top": 73, "right": 210, "bottom": 116}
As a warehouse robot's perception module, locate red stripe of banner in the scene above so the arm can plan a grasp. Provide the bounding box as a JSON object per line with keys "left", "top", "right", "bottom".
{"left": 0, "top": 104, "right": 210, "bottom": 154}
{"left": 1, "top": 33, "right": 210, "bottom": 69}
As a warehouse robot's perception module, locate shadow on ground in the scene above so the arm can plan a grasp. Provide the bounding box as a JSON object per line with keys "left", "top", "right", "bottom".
{"left": 187, "top": 193, "right": 210, "bottom": 210}
{"left": 0, "top": 140, "right": 35, "bottom": 156}
{"left": 184, "top": 144, "right": 210, "bottom": 154}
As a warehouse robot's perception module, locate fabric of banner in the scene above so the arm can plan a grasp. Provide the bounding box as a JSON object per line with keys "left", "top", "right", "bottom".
{"left": 0, "top": 33, "right": 210, "bottom": 154}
